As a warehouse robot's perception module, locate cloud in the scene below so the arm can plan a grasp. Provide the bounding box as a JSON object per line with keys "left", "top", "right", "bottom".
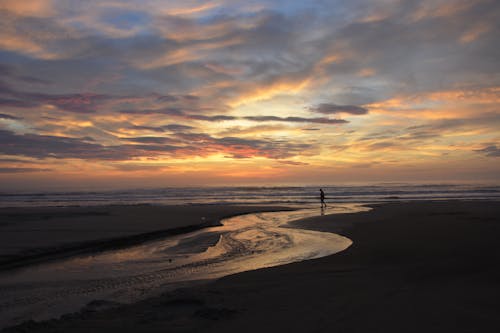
{"left": 0, "top": 129, "right": 133, "bottom": 160}
{"left": 277, "top": 160, "right": 309, "bottom": 166}
{"left": 0, "top": 128, "right": 313, "bottom": 161}
{"left": 0, "top": 81, "right": 118, "bottom": 113}
{"left": 0, "top": 64, "right": 50, "bottom": 84}
{"left": 244, "top": 116, "right": 348, "bottom": 124}
{"left": 110, "top": 163, "right": 170, "bottom": 172}
{"left": 122, "top": 108, "right": 347, "bottom": 125}
{"left": 1, "top": 0, "right": 499, "bottom": 184}
{"left": 309, "top": 103, "right": 368, "bottom": 115}
{"left": 186, "top": 114, "right": 237, "bottom": 121}
{"left": 119, "top": 107, "right": 185, "bottom": 116}
{"left": 162, "top": 124, "right": 195, "bottom": 131}
{"left": 0, "top": 167, "right": 52, "bottom": 173}
{"left": 367, "top": 142, "right": 397, "bottom": 150}
{"left": 128, "top": 125, "right": 166, "bottom": 133}
{"left": 214, "top": 136, "right": 313, "bottom": 159}
{"left": 475, "top": 145, "right": 500, "bottom": 157}
{"left": 31, "top": 93, "right": 115, "bottom": 113}
{"left": 0, "top": 113, "right": 22, "bottom": 120}
{"left": 121, "top": 136, "right": 178, "bottom": 144}
{"left": 128, "top": 124, "right": 195, "bottom": 133}
{"left": 119, "top": 108, "right": 235, "bottom": 121}
{"left": 0, "top": 98, "right": 38, "bottom": 108}
{"left": 0, "top": 0, "right": 54, "bottom": 17}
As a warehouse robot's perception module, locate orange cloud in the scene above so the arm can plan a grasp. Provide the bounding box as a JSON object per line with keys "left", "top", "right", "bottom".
{"left": 204, "top": 63, "right": 246, "bottom": 76}
{"left": 0, "top": 31, "right": 59, "bottom": 60}
{"left": 357, "top": 68, "right": 376, "bottom": 77}
{"left": 410, "top": 0, "right": 475, "bottom": 22}
{"left": 367, "top": 87, "right": 500, "bottom": 118}
{"left": 460, "top": 22, "right": 492, "bottom": 43}
{"left": 136, "top": 36, "right": 243, "bottom": 69}
{"left": 0, "top": 0, "right": 54, "bottom": 17}
{"left": 229, "top": 77, "right": 312, "bottom": 107}
{"left": 164, "top": 2, "right": 219, "bottom": 16}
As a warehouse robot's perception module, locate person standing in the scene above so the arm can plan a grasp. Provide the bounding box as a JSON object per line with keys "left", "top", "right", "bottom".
{"left": 320, "top": 188, "right": 327, "bottom": 208}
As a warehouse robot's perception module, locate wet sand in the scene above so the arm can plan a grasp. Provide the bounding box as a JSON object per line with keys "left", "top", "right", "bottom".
{"left": 0, "top": 206, "right": 359, "bottom": 328}
{"left": 0, "top": 205, "right": 293, "bottom": 270}
{"left": 3, "top": 201, "right": 500, "bottom": 332}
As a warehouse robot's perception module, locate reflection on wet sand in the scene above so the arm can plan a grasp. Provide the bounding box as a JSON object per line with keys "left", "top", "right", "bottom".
{"left": 0, "top": 204, "right": 369, "bottom": 328}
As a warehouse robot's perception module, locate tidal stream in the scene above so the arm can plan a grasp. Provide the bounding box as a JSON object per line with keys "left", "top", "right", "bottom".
{"left": 0, "top": 204, "right": 369, "bottom": 329}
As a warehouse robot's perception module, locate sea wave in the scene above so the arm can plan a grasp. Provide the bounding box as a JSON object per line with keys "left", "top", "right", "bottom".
{"left": 1, "top": 184, "right": 499, "bottom": 208}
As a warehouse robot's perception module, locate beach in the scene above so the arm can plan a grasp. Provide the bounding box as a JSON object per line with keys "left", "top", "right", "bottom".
{"left": 2, "top": 201, "right": 500, "bottom": 332}
{"left": 0, "top": 204, "right": 293, "bottom": 270}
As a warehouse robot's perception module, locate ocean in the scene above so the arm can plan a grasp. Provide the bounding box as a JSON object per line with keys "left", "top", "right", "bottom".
{"left": 1, "top": 183, "right": 499, "bottom": 208}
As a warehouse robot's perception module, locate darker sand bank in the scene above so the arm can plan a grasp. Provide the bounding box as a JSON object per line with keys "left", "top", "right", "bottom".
{"left": 3, "top": 201, "right": 500, "bottom": 333}
{"left": 0, "top": 205, "right": 293, "bottom": 270}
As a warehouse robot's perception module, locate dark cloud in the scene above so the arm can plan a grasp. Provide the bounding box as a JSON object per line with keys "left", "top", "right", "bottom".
{"left": 0, "top": 81, "right": 117, "bottom": 113}
{"left": 29, "top": 93, "right": 113, "bottom": 113}
{"left": 309, "top": 103, "right": 368, "bottom": 115}
{"left": 128, "top": 124, "right": 195, "bottom": 132}
{"left": 125, "top": 111, "right": 345, "bottom": 124}
{"left": 182, "top": 95, "right": 200, "bottom": 101}
{"left": 277, "top": 160, "right": 309, "bottom": 166}
{"left": 0, "top": 167, "right": 52, "bottom": 173}
{"left": 0, "top": 158, "right": 34, "bottom": 163}
{"left": 155, "top": 94, "right": 179, "bottom": 102}
{"left": 119, "top": 107, "right": 185, "bottom": 115}
{"left": 173, "top": 132, "right": 313, "bottom": 159}
{"left": 402, "top": 131, "right": 440, "bottom": 141}
{"left": 351, "top": 162, "right": 377, "bottom": 169}
{"left": 0, "top": 113, "right": 22, "bottom": 120}
{"left": 401, "top": 113, "right": 500, "bottom": 138}
{"left": 174, "top": 132, "right": 213, "bottom": 142}
{"left": 153, "top": 94, "right": 198, "bottom": 102}
{"left": 368, "top": 142, "right": 397, "bottom": 150}
{"left": 121, "top": 136, "right": 178, "bottom": 144}
{"left": 0, "top": 64, "right": 50, "bottom": 85}
{"left": 475, "top": 145, "right": 500, "bottom": 157}
{"left": 0, "top": 98, "right": 37, "bottom": 108}
{"left": 0, "top": 129, "right": 132, "bottom": 160}
{"left": 244, "top": 116, "right": 348, "bottom": 124}
{"left": 214, "top": 136, "right": 312, "bottom": 159}
{"left": 187, "top": 114, "right": 237, "bottom": 121}
{"left": 128, "top": 125, "right": 166, "bottom": 133}
{"left": 0, "top": 129, "right": 312, "bottom": 161}
{"left": 119, "top": 108, "right": 236, "bottom": 121}
{"left": 111, "top": 164, "right": 169, "bottom": 172}
{"left": 162, "top": 124, "right": 194, "bottom": 131}
{"left": 0, "top": 80, "right": 205, "bottom": 116}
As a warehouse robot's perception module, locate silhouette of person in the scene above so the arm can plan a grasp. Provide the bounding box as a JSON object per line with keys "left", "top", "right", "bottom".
{"left": 320, "top": 188, "right": 327, "bottom": 208}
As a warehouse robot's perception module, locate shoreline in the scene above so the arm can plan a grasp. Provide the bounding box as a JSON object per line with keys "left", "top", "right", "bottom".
{"left": 0, "top": 220, "right": 219, "bottom": 271}
{"left": 0, "top": 204, "right": 296, "bottom": 272}
{"left": 3, "top": 200, "right": 498, "bottom": 332}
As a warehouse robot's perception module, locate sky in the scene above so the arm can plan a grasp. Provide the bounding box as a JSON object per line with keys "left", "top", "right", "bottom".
{"left": 0, "top": 0, "right": 499, "bottom": 190}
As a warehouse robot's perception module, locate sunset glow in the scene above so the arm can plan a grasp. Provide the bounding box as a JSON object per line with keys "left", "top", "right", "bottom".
{"left": 0, "top": 0, "right": 499, "bottom": 190}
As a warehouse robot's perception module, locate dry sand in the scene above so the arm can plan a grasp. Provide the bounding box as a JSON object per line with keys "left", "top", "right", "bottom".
{"left": 3, "top": 201, "right": 500, "bottom": 332}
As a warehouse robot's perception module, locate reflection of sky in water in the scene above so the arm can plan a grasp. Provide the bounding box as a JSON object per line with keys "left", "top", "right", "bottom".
{"left": 0, "top": 204, "right": 369, "bottom": 328}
